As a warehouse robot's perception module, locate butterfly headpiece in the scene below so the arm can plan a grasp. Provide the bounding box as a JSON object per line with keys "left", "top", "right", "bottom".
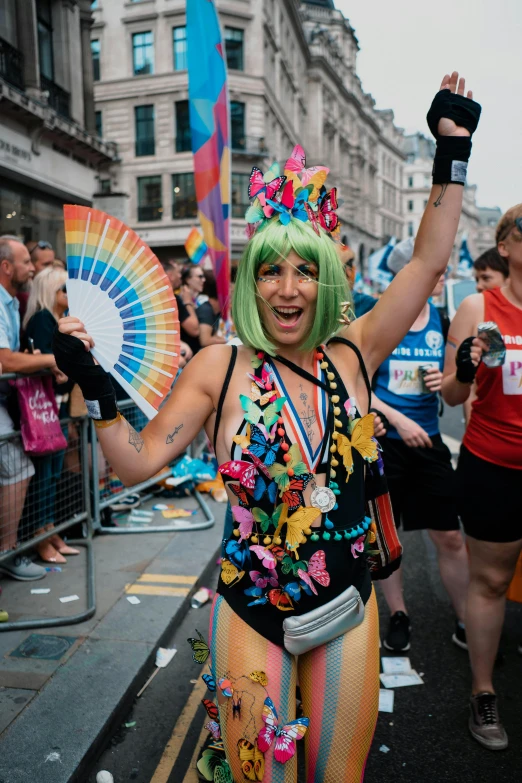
{"left": 245, "top": 145, "right": 340, "bottom": 239}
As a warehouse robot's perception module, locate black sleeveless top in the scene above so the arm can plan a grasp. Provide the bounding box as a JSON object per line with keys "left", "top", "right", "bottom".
{"left": 214, "top": 340, "right": 376, "bottom": 647}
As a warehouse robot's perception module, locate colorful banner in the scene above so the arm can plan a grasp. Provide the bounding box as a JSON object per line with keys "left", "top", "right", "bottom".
{"left": 187, "top": 0, "right": 230, "bottom": 316}
{"left": 184, "top": 227, "right": 208, "bottom": 265}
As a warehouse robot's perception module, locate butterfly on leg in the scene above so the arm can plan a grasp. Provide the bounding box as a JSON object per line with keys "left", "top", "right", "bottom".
{"left": 257, "top": 696, "right": 309, "bottom": 764}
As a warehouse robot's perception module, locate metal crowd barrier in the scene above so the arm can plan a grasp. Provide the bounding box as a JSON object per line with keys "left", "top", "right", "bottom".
{"left": 0, "top": 372, "right": 215, "bottom": 631}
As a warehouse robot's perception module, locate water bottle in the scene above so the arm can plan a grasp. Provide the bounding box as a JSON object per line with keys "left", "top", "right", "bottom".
{"left": 191, "top": 587, "right": 211, "bottom": 609}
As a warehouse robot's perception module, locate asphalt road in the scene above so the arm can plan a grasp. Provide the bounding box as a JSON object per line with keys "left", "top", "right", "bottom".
{"left": 87, "top": 410, "right": 522, "bottom": 783}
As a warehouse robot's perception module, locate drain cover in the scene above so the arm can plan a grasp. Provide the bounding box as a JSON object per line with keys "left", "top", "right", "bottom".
{"left": 9, "top": 634, "right": 76, "bottom": 661}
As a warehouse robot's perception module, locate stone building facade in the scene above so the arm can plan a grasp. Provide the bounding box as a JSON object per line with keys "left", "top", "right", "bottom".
{"left": 0, "top": 0, "right": 117, "bottom": 257}
{"left": 90, "top": 0, "right": 405, "bottom": 267}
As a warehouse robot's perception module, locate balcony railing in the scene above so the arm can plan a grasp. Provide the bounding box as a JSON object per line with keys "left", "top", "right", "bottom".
{"left": 0, "top": 36, "right": 24, "bottom": 90}
{"left": 41, "top": 75, "right": 70, "bottom": 119}
{"left": 232, "top": 135, "right": 269, "bottom": 156}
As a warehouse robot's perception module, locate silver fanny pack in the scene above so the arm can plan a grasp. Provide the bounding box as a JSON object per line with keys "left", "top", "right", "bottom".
{"left": 282, "top": 585, "right": 364, "bottom": 656}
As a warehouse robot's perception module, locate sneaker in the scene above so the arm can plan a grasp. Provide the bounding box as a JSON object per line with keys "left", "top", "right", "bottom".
{"left": 469, "top": 692, "right": 508, "bottom": 750}
{"left": 109, "top": 493, "right": 141, "bottom": 512}
{"left": 383, "top": 611, "right": 411, "bottom": 651}
{"left": 0, "top": 555, "right": 46, "bottom": 581}
{"left": 452, "top": 621, "right": 468, "bottom": 650}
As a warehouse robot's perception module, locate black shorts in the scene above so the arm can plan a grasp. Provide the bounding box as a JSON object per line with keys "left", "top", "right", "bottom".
{"left": 380, "top": 433, "right": 459, "bottom": 532}
{"left": 456, "top": 445, "right": 522, "bottom": 543}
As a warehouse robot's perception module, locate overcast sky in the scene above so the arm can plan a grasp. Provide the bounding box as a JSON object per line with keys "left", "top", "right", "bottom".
{"left": 335, "top": 0, "right": 522, "bottom": 212}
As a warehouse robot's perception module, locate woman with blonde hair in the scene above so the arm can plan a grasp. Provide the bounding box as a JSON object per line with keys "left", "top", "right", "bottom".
{"left": 23, "top": 266, "right": 79, "bottom": 563}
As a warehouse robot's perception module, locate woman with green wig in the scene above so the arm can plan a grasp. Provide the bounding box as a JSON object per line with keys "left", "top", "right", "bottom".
{"left": 53, "top": 72, "right": 480, "bottom": 782}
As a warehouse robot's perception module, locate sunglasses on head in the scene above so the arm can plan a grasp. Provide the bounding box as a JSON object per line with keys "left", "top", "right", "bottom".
{"left": 30, "top": 240, "right": 53, "bottom": 254}
{"left": 498, "top": 216, "right": 522, "bottom": 243}
{"left": 57, "top": 284, "right": 67, "bottom": 294}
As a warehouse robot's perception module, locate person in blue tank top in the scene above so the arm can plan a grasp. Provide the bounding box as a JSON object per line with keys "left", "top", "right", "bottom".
{"left": 372, "top": 238, "right": 470, "bottom": 653}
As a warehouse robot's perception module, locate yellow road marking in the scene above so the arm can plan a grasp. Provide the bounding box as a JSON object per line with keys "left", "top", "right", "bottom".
{"left": 150, "top": 676, "right": 208, "bottom": 783}
{"left": 124, "top": 584, "right": 190, "bottom": 597}
{"left": 137, "top": 574, "right": 198, "bottom": 585}
{"left": 183, "top": 722, "right": 208, "bottom": 783}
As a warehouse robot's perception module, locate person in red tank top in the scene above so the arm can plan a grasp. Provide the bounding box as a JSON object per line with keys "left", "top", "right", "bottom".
{"left": 442, "top": 203, "right": 522, "bottom": 752}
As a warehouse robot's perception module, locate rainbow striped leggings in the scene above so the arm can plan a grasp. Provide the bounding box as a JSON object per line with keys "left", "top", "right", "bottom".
{"left": 209, "top": 589, "right": 379, "bottom": 783}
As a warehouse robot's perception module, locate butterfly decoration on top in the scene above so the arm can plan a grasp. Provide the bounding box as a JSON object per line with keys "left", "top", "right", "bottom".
{"left": 245, "top": 144, "right": 341, "bottom": 240}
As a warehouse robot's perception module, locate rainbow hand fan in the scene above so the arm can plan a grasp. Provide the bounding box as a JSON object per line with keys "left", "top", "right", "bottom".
{"left": 64, "top": 205, "right": 179, "bottom": 419}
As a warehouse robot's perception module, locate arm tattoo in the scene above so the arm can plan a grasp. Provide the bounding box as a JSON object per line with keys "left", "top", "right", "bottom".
{"left": 433, "top": 183, "right": 448, "bottom": 207}
{"left": 127, "top": 421, "right": 144, "bottom": 453}
{"left": 166, "top": 423, "right": 184, "bottom": 444}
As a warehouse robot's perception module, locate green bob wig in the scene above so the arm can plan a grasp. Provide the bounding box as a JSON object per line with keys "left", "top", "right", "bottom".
{"left": 232, "top": 218, "right": 350, "bottom": 355}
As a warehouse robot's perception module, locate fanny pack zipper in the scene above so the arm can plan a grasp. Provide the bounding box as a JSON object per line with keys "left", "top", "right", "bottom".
{"left": 285, "top": 595, "right": 361, "bottom": 637}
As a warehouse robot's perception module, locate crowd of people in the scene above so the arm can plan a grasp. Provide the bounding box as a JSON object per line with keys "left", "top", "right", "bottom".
{"left": 0, "top": 236, "right": 224, "bottom": 619}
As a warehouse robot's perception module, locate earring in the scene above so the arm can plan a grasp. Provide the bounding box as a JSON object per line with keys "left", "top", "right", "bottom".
{"left": 338, "top": 301, "right": 351, "bottom": 327}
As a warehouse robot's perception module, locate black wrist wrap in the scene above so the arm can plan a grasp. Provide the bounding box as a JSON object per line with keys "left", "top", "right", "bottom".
{"left": 426, "top": 89, "right": 481, "bottom": 185}
{"left": 52, "top": 330, "right": 118, "bottom": 420}
{"left": 456, "top": 336, "right": 479, "bottom": 384}
{"left": 432, "top": 136, "right": 472, "bottom": 185}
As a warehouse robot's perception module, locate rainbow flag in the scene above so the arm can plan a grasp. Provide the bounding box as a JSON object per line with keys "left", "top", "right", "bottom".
{"left": 184, "top": 227, "right": 208, "bottom": 265}
{"left": 187, "top": 0, "right": 230, "bottom": 317}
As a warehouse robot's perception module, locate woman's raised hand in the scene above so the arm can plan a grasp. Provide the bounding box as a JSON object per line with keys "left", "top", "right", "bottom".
{"left": 436, "top": 71, "right": 474, "bottom": 137}
{"left": 58, "top": 315, "right": 94, "bottom": 353}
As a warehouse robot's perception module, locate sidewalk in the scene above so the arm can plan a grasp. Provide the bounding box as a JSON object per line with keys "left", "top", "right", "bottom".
{"left": 0, "top": 494, "right": 226, "bottom": 783}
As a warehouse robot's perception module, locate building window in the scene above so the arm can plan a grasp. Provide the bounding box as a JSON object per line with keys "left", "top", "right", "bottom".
{"left": 95, "top": 110, "right": 102, "bottom": 138}
{"left": 135, "top": 105, "right": 155, "bottom": 156}
{"left": 137, "top": 176, "right": 162, "bottom": 221}
{"left": 175, "top": 100, "right": 191, "bottom": 152}
{"left": 408, "top": 175, "right": 413, "bottom": 187}
{"left": 132, "top": 31, "right": 154, "bottom": 76}
{"left": 172, "top": 173, "right": 197, "bottom": 219}
{"left": 99, "top": 179, "right": 111, "bottom": 193}
{"left": 230, "top": 101, "right": 245, "bottom": 150}
{"left": 408, "top": 200, "right": 414, "bottom": 212}
{"left": 173, "top": 26, "right": 187, "bottom": 70}
{"left": 225, "top": 27, "right": 244, "bottom": 71}
{"left": 408, "top": 222, "right": 414, "bottom": 237}
{"left": 37, "top": 0, "right": 54, "bottom": 80}
{"left": 91, "top": 39, "right": 100, "bottom": 81}
{"left": 231, "top": 173, "right": 250, "bottom": 218}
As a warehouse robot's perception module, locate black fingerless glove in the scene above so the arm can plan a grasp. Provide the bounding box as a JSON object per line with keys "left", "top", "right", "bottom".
{"left": 52, "top": 329, "right": 118, "bottom": 420}
{"left": 426, "top": 90, "right": 482, "bottom": 185}
{"left": 456, "top": 336, "right": 479, "bottom": 384}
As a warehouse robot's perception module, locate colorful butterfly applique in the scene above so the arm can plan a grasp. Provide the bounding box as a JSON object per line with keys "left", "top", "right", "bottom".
{"left": 249, "top": 568, "right": 279, "bottom": 588}
{"left": 220, "top": 558, "right": 245, "bottom": 587}
{"left": 205, "top": 720, "right": 221, "bottom": 740}
{"left": 237, "top": 738, "right": 265, "bottom": 781}
{"left": 306, "top": 187, "right": 339, "bottom": 234}
{"left": 225, "top": 538, "right": 250, "bottom": 570}
{"left": 268, "top": 443, "right": 313, "bottom": 496}
{"left": 252, "top": 473, "right": 278, "bottom": 504}
{"left": 202, "top": 698, "right": 219, "bottom": 721}
{"left": 351, "top": 534, "right": 365, "bottom": 559}
{"left": 280, "top": 475, "right": 313, "bottom": 512}
{"left": 297, "top": 550, "right": 330, "bottom": 595}
{"left": 284, "top": 144, "right": 329, "bottom": 202}
{"left": 218, "top": 677, "right": 234, "bottom": 697}
{"left": 248, "top": 163, "right": 286, "bottom": 212}
{"left": 229, "top": 482, "right": 252, "bottom": 508}
{"left": 248, "top": 362, "right": 274, "bottom": 391}
{"left": 202, "top": 673, "right": 217, "bottom": 692}
{"left": 218, "top": 460, "right": 259, "bottom": 491}
{"left": 187, "top": 630, "right": 210, "bottom": 665}
{"left": 247, "top": 424, "right": 280, "bottom": 467}
{"left": 240, "top": 394, "right": 286, "bottom": 429}
{"left": 269, "top": 582, "right": 301, "bottom": 609}
{"left": 272, "top": 505, "right": 322, "bottom": 555}
{"left": 249, "top": 545, "right": 277, "bottom": 570}
{"left": 232, "top": 424, "right": 251, "bottom": 451}
{"left": 266, "top": 181, "right": 311, "bottom": 226}
{"left": 250, "top": 383, "right": 276, "bottom": 407}
{"left": 252, "top": 503, "right": 285, "bottom": 534}
{"left": 249, "top": 670, "right": 269, "bottom": 686}
{"left": 232, "top": 505, "right": 254, "bottom": 541}
{"left": 336, "top": 414, "right": 378, "bottom": 482}
{"left": 197, "top": 748, "right": 231, "bottom": 783}
{"left": 257, "top": 696, "right": 309, "bottom": 763}
{"left": 232, "top": 693, "right": 242, "bottom": 719}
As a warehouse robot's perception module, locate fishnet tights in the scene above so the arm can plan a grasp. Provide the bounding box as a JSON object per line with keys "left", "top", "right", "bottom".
{"left": 209, "top": 591, "right": 379, "bottom": 783}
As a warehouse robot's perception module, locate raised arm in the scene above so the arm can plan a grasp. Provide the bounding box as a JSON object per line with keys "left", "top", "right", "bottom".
{"left": 350, "top": 72, "right": 481, "bottom": 376}
{"left": 53, "top": 318, "right": 221, "bottom": 486}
